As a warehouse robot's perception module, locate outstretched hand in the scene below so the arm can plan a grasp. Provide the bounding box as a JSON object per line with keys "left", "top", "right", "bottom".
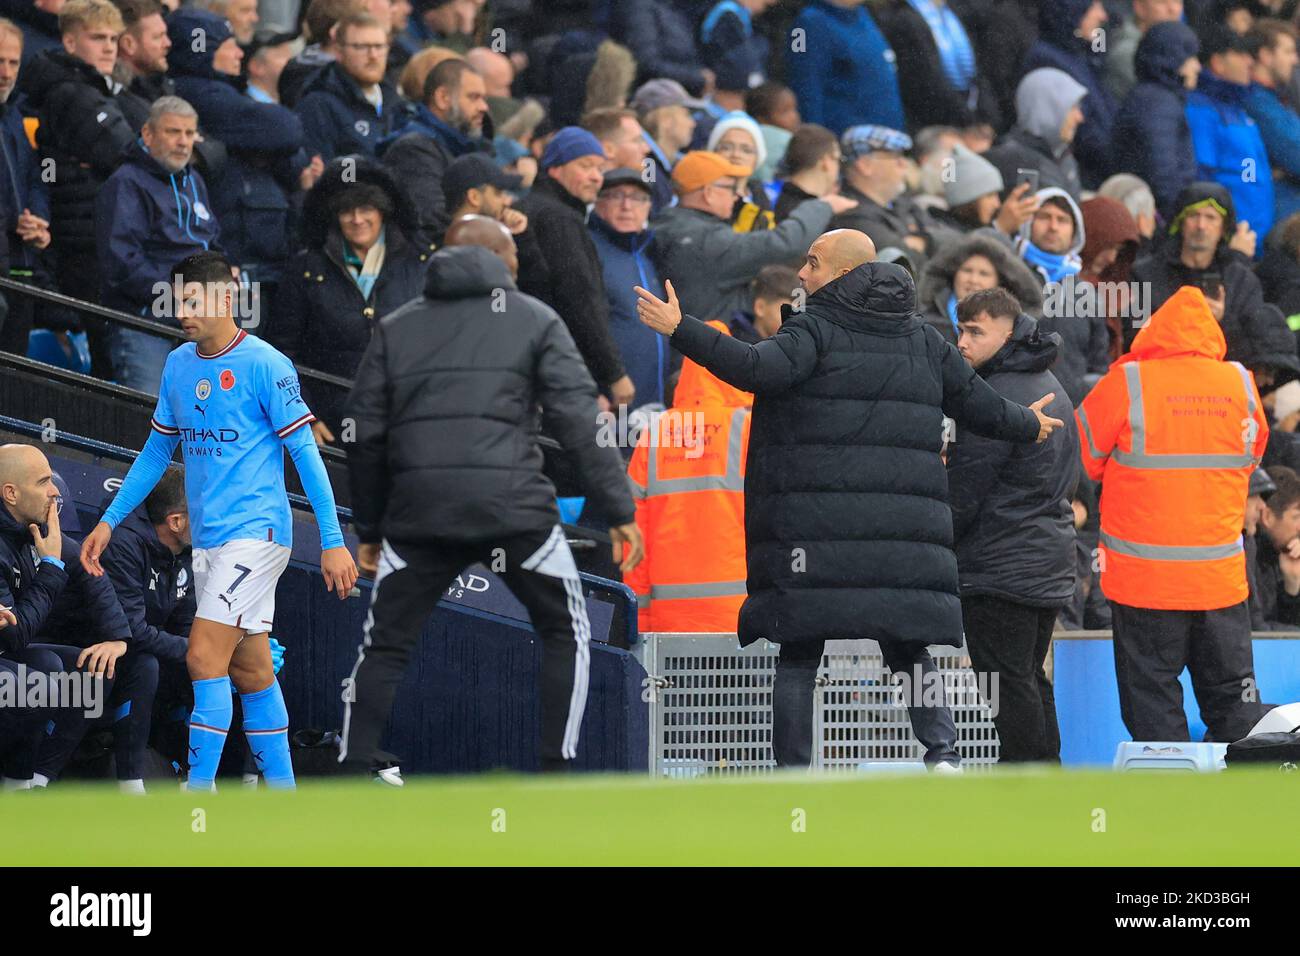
{"left": 634, "top": 280, "right": 683, "bottom": 335}
{"left": 1029, "top": 393, "right": 1065, "bottom": 443}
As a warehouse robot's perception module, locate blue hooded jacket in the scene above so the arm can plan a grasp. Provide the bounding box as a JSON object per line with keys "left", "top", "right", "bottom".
{"left": 98, "top": 510, "right": 193, "bottom": 663}
{"left": 1113, "top": 20, "right": 1199, "bottom": 219}
{"left": 166, "top": 9, "right": 306, "bottom": 273}
{"left": 1022, "top": 0, "right": 1118, "bottom": 188}
{"left": 95, "top": 140, "right": 221, "bottom": 314}
{"left": 786, "top": 0, "right": 905, "bottom": 135}
{"left": 1187, "top": 70, "right": 1275, "bottom": 245}
{"left": 589, "top": 212, "right": 668, "bottom": 409}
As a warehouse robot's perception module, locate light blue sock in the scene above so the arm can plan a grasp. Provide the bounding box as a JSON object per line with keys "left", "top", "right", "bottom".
{"left": 241, "top": 681, "right": 295, "bottom": 790}
{"left": 188, "top": 677, "right": 233, "bottom": 791}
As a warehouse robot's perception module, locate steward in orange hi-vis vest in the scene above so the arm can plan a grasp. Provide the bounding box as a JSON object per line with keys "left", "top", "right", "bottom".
{"left": 1077, "top": 285, "right": 1269, "bottom": 611}
{"left": 625, "top": 321, "right": 752, "bottom": 632}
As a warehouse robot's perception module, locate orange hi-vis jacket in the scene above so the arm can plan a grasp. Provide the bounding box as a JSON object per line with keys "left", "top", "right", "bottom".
{"left": 626, "top": 321, "right": 753, "bottom": 632}
{"left": 1076, "top": 286, "right": 1268, "bottom": 611}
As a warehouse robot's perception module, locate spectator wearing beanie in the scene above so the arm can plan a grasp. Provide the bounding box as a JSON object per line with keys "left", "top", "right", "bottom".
{"left": 1131, "top": 181, "right": 1269, "bottom": 353}
{"left": 786, "top": 0, "right": 905, "bottom": 136}
{"left": 876, "top": 0, "right": 1002, "bottom": 132}
{"left": 985, "top": 67, "right": 1088, "bottom": 202}
{"left": 1113, "top": 20, "right": 1201, "bottom": 221}
{"left": 1187, "top": 24, "right": 1275, "bottom": 248}
{"left": 1079, "top": 196, "right": 1141, "bottom": 360}
{"left": 706, "top": 110, "right": 775, "bottom": 229}
{"left": 930, "top": 143, "right": 1038, "bottom": 240}
{"left": 699, "top": 0, "right": 773, "bottom": 111}
{"left": 517, "top": 126, "right": 635, "bottom": 407}
{"left": 651, "top": 150, "right": 845, "bottom": 322}
{"left": 1021, "top": 0, "right": 1117, "bottom": 188}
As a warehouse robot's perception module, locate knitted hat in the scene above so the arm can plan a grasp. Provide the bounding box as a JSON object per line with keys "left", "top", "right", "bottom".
{"left": 706, "top": 111, "right": 767, "bottom": 169}
{"left": 540, "top": 126, "right": 605, "bottom": 170}
{"left": 944, "top": 143, "right": 1004, "bottom": 208}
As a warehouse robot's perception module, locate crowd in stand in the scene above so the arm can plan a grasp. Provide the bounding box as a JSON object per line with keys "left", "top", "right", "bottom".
{"left": 6, "top": 0, "right": 1300, "bottom": 778}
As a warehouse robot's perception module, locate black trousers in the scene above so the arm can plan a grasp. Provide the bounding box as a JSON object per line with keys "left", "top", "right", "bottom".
{"left": 34, "top": 646, "right": 160, "bottom": 781}
{"left": 772, "top": 638, "right": 960, "bottom": 768}
{"left": 0, "top": 646, "right": 64, "bottom": 779}
{"left": 1110, "top": 600, "right": 1267, "bottom": 743}
{"left": 961, "top": 594, "right": 1061, "bottom": 763}
{"left": 339, "top": 526, "right": 591, "bottom": 770}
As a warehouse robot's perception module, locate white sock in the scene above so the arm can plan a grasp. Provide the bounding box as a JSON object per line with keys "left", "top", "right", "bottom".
{"left": 118, "top": 779, "right": 146, "bottom": 795}
{"left": 31, "top": 773, "right": 49, "bottom": 788}
{"left": 2, "top": 777, "right": 33, "bottom": 791}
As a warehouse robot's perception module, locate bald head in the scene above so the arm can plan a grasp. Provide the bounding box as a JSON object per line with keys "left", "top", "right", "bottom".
{"left": 465, "top": 47, "right": 513, "bottom": 98}
{"left": 444, "top": 214, "right": 519, "bottom": 279}
{"left": 0, "top": 444, "right": 57, "bottom": 526}
{"left": 797, "top": 229, "right": 877, "bottom": 295}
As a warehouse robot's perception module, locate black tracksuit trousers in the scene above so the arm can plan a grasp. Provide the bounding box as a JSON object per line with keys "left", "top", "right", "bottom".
{"left": 339, "top": 526, "right": 591, "bottom": 771}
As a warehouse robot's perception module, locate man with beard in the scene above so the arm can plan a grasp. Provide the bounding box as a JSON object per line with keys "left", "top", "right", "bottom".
{"left": 380, "top": 57, "right": 489, "bottom": 246}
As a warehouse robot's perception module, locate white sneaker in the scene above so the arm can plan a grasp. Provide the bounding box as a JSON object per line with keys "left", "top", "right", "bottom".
{"left": 372, "top": 764, "right": 405, "bottom": 787}
{"left": 119, "top": 779, "right": 147, "bottom": 795}
{"left": 242, "top": 773, "right": 260, "bottom": 789}
{"left": 932, "top": 760, "right": 964, "bottom": 775}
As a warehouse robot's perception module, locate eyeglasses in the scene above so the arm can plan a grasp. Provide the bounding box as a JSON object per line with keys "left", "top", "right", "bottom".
{"left": 342, "top": 42, "right": 389, "bottom": 53}
{"left": 599, "top": 190, "right": 652, "bottom": 206}
{"left": 716, "top": 142, "right": 758, "bottom": 159}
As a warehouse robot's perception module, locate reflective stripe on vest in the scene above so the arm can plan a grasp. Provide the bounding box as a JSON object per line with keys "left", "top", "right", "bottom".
{"left": 1078, "top": 404, "right": 1107, "bottom": 460}
{"left": 1112, "top": 362, "right": 1255, "bottom": 469}
{"left": 644, "top": 406, "right": 747, "bottom": 495}
{"left": 628, "top": 474, "right": 647, "bottom": 501}
{"left": 1100, "top": 530, "right": 1244, "bottom": 561}
{"left": 650, "top": 580, "right": 748, "bottom": 600}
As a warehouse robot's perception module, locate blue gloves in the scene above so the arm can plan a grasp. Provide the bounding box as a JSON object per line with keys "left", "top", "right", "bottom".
{"left": 269, "top": 637, "right": 286, "bottom": 676}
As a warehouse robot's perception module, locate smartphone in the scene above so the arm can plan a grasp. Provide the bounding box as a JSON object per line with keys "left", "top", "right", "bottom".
{"left": 1198, "top": 271, "right": 1223, "bottom": 300}
{"left": 1014, "top": 168, "right": 1040, "bottom": 195}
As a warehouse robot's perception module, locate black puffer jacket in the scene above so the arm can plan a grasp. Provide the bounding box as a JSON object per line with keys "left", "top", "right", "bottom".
{"left": 946, "top": 313, "right": 1079, "bottom": 606}
{"left": 19, "top": 50, "right": 139, "bottom": 256}
{"left": 266, "top": 158, "right": 434, "bottom": 432}
{"left": 669, "top": 262, "right": 1042, "bottom": 648}
{"left": 345, "top": 245, "right": 635, "bottom": 545}
{"left": 0, "top": 503, "right": 67, "bottom": 656}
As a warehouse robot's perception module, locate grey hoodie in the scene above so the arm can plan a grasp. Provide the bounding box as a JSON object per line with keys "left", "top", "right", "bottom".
{"left": 1016, "top": 68, "right": 1088, "bottom": 158}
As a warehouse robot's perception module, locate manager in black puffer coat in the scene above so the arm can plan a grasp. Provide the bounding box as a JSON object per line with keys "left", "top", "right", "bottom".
{"left": 640, "top": 239, "right": 1058, "bottom": 769}
{"left": 946, "top": 294, "right": 1078, "bottom": 763}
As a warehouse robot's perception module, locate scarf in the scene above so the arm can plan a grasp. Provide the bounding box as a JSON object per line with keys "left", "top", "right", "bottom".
{"left": 343, "top": 227, "right": 386, "bottom": 300}
{"left": 1019, "top": 238, "right": 1081, "bottom": 285}
{"left": 907, "top": 0, "right": 976, "bottom": 92}
{"left": 945, "top": 292, "right": 959, "bottom": 334}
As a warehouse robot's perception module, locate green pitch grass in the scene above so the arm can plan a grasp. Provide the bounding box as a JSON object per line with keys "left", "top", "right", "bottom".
{"left": 3, "top": 768, "right": 1294, "bottom": 866}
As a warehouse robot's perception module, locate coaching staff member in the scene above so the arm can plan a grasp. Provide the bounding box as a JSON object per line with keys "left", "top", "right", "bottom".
{"left": 340, "top": 215, "right": 645, "bottom": 780}
{"left": 635, "top": 230, "right": 1064, "bottom": 771}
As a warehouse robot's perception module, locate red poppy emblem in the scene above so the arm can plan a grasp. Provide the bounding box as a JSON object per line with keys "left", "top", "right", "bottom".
{"left": 220, "top": 369, "right": 236, "bottom": 390}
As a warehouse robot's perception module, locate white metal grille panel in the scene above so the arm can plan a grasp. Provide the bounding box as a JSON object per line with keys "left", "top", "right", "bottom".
{"left": 638, "top": 634, "right": 1000, "bottom": 776}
